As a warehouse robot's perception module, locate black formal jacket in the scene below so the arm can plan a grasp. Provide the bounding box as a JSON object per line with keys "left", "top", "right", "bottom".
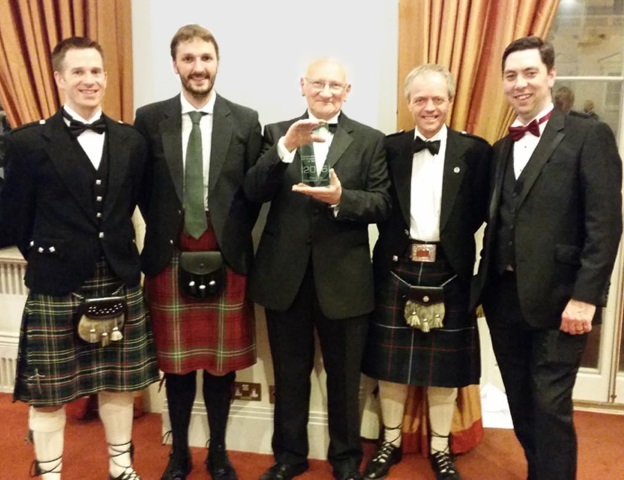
{"left": 373, "top": 128, "right": 491, "bottom": 283}
{"left": 134, "top": 94, "right": 262, "bottom": 276}
{"left": 475, "top": 109, "right": 622, "bottom": 327}
{"left": 0, "top": 110, "right": 147, "bottom": 294}
{"left": 244, "top": 112, "right": 391, "bottom": 319}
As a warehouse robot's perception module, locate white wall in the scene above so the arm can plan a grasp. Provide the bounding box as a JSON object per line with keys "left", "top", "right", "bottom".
{"left": 132, "top": 0, "right": 398, "bottom": 132}
{"left": 131, "top": 0, "right": 398, "bottom": 457}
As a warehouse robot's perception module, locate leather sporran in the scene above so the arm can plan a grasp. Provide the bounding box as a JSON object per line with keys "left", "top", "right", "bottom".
{"left": 178, "top": 251, "right": 225, "bottom": 299}
{"left": 404, "top": 285, "right": 446, "bottom": 333}
{"left": 392, "top": 272, "right": 457, "bottom": 333}
{"left": 76, "top": 296, "right": 127, "bottom": 347}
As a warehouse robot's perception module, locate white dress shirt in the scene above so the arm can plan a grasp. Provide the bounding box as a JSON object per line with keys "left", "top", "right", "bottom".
{"left": 409, "top": 125, "right": 448, "bottom": 242}
{"left": 63, "top": 105, "right": 105, "bottom": 169}
{"left": 511, "top": 103, "right": 553, "bottom": 179}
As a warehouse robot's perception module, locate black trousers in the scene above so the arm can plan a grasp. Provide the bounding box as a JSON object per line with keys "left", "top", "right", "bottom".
{"left": 266, "top": 264, "right": 368, "bottom": 476}
{"left": 483, "top": 272, "right": 587, "bottom": 480}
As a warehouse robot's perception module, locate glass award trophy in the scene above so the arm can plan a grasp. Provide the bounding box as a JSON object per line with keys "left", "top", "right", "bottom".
{"left": 299, "top": 143, "right": 330, "bottom": 187}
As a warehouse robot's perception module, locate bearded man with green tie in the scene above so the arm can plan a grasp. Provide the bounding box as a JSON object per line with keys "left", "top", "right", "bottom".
{"left": 134, "top": 24, "right": 262, "bottom": 480}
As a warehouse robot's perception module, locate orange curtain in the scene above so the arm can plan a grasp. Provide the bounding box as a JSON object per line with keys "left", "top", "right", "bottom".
{"left": 397, "top": 0, "right": 560, "bottom": 455}
{"left": 0, "top": 0, "right": 133, "bottom": 127}
{"left": 398, "top": 0, "right": 560, "bottom": 143}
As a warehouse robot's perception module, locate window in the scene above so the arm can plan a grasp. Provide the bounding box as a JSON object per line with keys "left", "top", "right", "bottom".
{"left": 548, "top": 0, "right": 624, "bottom": 138}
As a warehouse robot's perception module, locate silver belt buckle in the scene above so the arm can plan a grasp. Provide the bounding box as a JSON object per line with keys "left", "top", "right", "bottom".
{"left": 410, "top": 244, "right": 436, "bottom": 262}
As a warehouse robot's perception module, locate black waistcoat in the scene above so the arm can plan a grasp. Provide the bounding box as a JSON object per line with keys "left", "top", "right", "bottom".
{"left": 495, "top": 148, "right": 521, "bottom": 274}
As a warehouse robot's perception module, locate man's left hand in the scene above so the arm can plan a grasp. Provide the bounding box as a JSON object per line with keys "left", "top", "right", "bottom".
{"left": 560, "top": 298, "right": 596, "bottom": 335}
{"left": 292, "top": 168, "right": 342, "bottom": 205}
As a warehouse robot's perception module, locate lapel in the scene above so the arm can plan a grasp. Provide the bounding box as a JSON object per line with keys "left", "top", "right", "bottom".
{"left": 209, "top": 95, "right": 233, "bottom": 193}
{"left": 102, "top": 116, "right": 130, "bottom": 220}
{"left": 439, "top": 129, "right": 468, "bottom": 233}
{"left": 391, "top": 130, "right": 414, "bottom": 227}
{"left": 158, "top": 96, "right": 184, "bottom": 204}
{"left": 43, "top": 111, "right": 96, "bottom": 222}
{"left": 326, "top": 112, "right": 354, "bottom": 169}
{"left": 514, "top": 109, "right": 565, "bottom": 210}
{"left": 489, "top": 136, "right": 512, "bottom": 222}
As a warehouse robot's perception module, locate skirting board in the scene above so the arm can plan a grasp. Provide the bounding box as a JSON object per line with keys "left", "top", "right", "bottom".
{"left": 161, "top": 400, "right": 330, "bottom": 459}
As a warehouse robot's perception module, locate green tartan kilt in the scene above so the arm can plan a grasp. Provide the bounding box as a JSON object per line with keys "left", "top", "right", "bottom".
{"left": 13, "top": 261, "right": 160, "bottom": 407}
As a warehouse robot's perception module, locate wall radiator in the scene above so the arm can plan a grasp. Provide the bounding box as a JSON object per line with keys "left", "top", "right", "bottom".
{"left": 0, "top": 256, "right": 27, "bottom": 393}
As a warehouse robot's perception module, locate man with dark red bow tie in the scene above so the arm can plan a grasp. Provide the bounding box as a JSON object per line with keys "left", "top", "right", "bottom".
{"left": 473, "top": 36, "right": 622, "bottom": 480}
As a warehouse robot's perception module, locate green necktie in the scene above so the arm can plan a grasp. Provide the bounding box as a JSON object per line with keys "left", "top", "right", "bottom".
{"left": 184, "top": 111, "right": 207, "bottom": 239}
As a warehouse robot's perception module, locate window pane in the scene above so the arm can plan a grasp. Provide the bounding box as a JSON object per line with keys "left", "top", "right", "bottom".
{"left": 549, "top": 1, "right": 624, "bottom": 77}
{"left": 553, "top": 79, "right": 622, "bottom": 135}
{"left": 582, "top": 323, "right": 601, "bottom": 369}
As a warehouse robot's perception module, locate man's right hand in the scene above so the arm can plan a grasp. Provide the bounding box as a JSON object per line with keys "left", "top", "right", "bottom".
{"left": 283, "top": 119, "right": 327, "bottom": 152}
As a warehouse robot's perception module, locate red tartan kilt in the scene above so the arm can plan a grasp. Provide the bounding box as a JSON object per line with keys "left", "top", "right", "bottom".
{"left": 145, "top": 217, "right": 256, "bottom": 374}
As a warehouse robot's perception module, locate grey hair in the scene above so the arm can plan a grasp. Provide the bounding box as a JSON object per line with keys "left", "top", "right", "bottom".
{"left": 404, "top": 64, "right": 455, "bottom": 101}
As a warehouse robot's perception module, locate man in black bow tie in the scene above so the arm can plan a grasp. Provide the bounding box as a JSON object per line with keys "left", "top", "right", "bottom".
{"left": 62, "top": 109, "right": 107, "bottom": 136}
{"left": 362, "top": 64, "right": 491, "bottom": 480}
{"left": 474, "top": 36, "right": 622, "bottom": 480}
{"left": 0, "top": 37, "right": 159, "bottom": 479}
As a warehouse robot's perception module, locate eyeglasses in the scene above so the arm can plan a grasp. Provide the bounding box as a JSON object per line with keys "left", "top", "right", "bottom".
{"left": 411, "top": 96, "right": 449, "bottom": 107}
{"left": 306, "top": 78, "right": 347, "bottom": 94}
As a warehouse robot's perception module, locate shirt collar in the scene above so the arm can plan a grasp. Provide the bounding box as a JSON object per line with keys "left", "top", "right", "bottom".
{"left": 180, "top": 91, "right": 216, "bottom": 116}
{"left": 63, "top": 105, "right": 103, "bottom": 124}
{"left": 307, "top": 110, "right": 340, "bottom": 125}
{"left": 414, "top": 124, "right": 447, "bottom": 143}
{"left": 512, "top": 103, "right": 554, "bottom": 127}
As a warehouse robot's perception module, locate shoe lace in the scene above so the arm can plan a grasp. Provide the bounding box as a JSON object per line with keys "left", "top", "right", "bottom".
{"left": 30, "top": 455, "right": 62, "bottom": 477}
{"left": 432, "top": 451, "right": 457, "bottom": 474}
{"left": 371, "top": 422, "right": 402, "bottom": 465}
{"left": 114, "top": 469, "right": 141, "bottom": 480}
{"left": 371, "top": 441, "right": 396, "bottom": 464}
{"left": 109, "top": 441, "right": 140, "bottom": 480}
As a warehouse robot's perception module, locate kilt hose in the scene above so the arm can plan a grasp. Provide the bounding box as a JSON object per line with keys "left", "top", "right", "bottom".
{"left": 144, "top": 218, "right": 256, "bottom": 375}
{"left": 14, "top": 261, "right": 159, "bottom": 407}
{"left": 362, "top": 250, "right": 480, "bottom": 387}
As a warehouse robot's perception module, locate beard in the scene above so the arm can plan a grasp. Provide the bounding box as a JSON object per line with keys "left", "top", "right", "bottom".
{"left": 181, "top": 73, "right": 214, "bottom": 100}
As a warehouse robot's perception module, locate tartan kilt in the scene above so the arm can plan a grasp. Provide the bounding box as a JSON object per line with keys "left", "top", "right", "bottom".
{"left": 14, "top": 261, "right": 159, "bottom": 407}
{"left": 362, "top": 252, "right": 480, "bottom": 387}
{"left": 144, "top": 220, "right": 256, "bottom": 374}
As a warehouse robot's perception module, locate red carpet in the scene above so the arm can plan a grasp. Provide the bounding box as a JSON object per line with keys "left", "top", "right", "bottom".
{"left": 1, "top": 394, "right": 624, "bottom": 479}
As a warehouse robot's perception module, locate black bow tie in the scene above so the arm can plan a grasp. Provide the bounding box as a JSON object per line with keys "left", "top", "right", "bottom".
{"left": 62, "top": 109, "right": 106, "bottom": 137}
{"left": 327, "top": 123, "right": 338, "bottom": 134}
{"left": 412, "top": 137, "right": 440, "bottom": 155}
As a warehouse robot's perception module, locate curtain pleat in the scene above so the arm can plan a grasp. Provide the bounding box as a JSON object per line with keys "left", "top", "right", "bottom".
{"left": 396, "top": 0, "right": 561, "bottom": 454}
{"left": 398, "top": 0, "right": 560, "bottom": 143}
{"left": 0, "top": 0, "right": 133, "bottom": 127}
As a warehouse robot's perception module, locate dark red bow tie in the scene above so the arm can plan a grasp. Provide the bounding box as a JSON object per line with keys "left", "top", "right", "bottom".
{"left": 508, "top": 110, "right": 552, "bottom": 142}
